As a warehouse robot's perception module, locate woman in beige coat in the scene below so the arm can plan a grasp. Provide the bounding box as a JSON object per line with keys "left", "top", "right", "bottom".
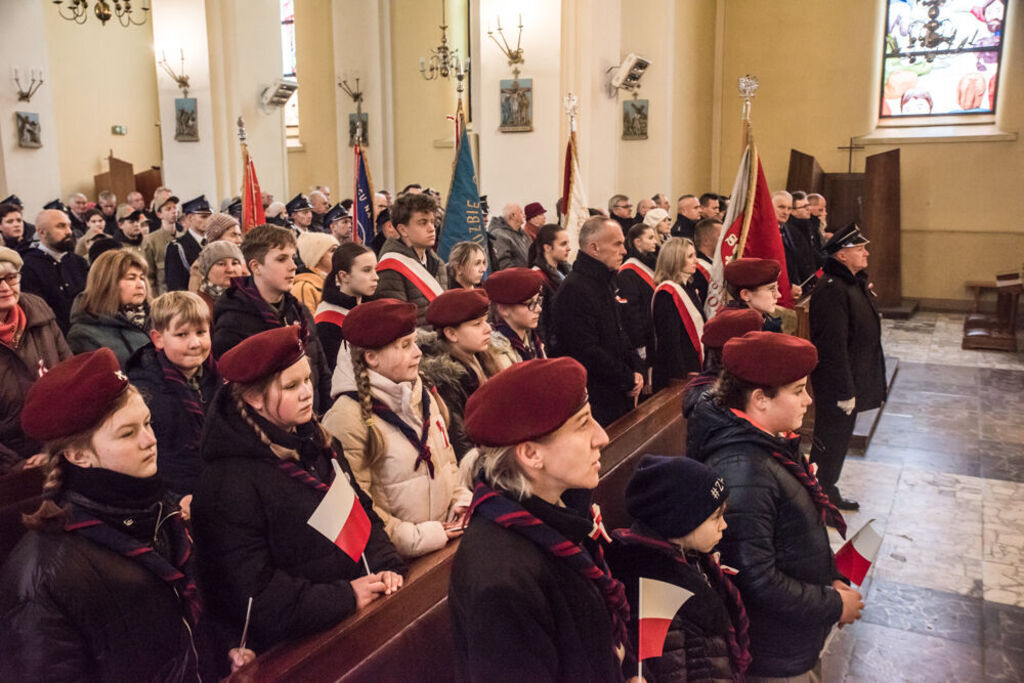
{"left": 322, "top": 298, "right": 471, "bottom": 559}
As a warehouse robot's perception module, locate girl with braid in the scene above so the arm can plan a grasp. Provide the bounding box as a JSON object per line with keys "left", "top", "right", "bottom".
{"left": 191, "top": 326, "right": 405, "bottom": 652}
{"left": 687, "top": 331, "right": 864, "bottom": 680}
{"left": 0, "top": 348, "right": 254, "bottom": 680}
{"left": 322, "top": 299, "right": 471, "bottom": 559}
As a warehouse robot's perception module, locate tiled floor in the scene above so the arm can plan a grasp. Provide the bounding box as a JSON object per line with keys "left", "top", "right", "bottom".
{"left": 819, "top": 313, "right": 1024, "bottom": 682}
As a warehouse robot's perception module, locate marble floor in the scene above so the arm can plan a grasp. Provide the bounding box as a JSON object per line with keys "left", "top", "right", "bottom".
{"left": 819, "top": 312, "right": 1024, "bottom": 682}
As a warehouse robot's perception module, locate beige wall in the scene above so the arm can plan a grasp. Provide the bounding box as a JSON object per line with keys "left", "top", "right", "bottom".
{"left": 288, "top": 0, "right": 339, "bottom": 198}
{"left": 716, "top": 0, "right": 1024, "bottom": 303}
{"left": 44, "top": 7, "right": 162, "bottom": 200}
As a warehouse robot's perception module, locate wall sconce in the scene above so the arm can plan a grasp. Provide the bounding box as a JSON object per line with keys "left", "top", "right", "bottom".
{"left": 487, "top": 14, "right": 525, "bottom": 79}
{"left": 419, "top": 0, "right": 468, "bottom": 82}
{"left": 13, "top": 68, "right": 44, "bottom": 102}
{"left": 158, "top": 49, "right": 191, "bottom": 97}
{"left": 54, "top": 0, "right": 150, "bottom": 27}
{"left": 338, "top": 74, "right": 368, "bottom": 147}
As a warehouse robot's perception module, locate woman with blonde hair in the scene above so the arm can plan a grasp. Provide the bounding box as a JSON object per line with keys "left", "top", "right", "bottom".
{"left": 67, "top": 248, "right": 151, "bottom": 365}
{"left": 323, "top": 299, "right": 471, "bottom": 559}
{"left": 651, "top": 236, "right": 705, "bottom": 391}
{"left": 446, "top": 240, "right": 488, "bottom": 289}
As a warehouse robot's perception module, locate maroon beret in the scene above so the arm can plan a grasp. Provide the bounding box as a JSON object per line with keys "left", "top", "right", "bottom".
{"left": 343, "top": 298, "right": 418, "bottom": 349}
{"left": 427, "top": 288, "right": 490, "bottom": 329}
{"left": 483, "top": 268, "right": 545, "bottom": 305}
{"left": 724, "top": 258, "right": 781, "bottom": 290}
{"left": 465, "top": 358, "right": 588, "bottom": 446}
{"left": 722, "top": 331, "right": 818, "bottom": 386}
{"left": 220, "top": 326, "right": 306, "bottom": 384}
{"left": 702, "top": 308, "right": 764, "bottom": 349}
{"left": 21, "top": 348, "right": 129, "bottom": 442}
{"left": 524, "top": 202, "right": 546, "bottom": 221}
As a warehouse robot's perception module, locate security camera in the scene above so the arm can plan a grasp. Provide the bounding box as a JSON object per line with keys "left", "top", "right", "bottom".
{"left": 261, "top": 78, "right": 298, "bottom": 108}
{"left": 607, "top": 53, "right": 651, "bottom": 95}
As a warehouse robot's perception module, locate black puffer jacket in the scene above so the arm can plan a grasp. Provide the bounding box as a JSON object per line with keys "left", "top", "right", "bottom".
{"left": 688, "top": 397, "right": 844, "bottom": 678}
{"left": 191, "top": 386, "right": 406, "bottom": 651}
{"left": 606, "top": 526, "right": 743, "bottom": 682}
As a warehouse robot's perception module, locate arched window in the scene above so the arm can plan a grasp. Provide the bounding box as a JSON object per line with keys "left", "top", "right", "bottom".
{"left": 281, "top": 0, "right": 300, "bottom": 142}
{"left": 880, "top": 0, "right": 1006, "bottom": 119}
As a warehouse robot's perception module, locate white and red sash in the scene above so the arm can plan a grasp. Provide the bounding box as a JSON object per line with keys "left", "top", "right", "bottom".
{"left": 695, "top": 256, "right": 712, "bottom": 283}
{"left": 654, "top": 281, "right": 704, "bottom": 366}
{"left": 314, "top": 301, "right": 351, "bottom": 329}
{"left": 619, "top": 258, "right": 655, "bottom": 290}
{"left": 377, "top": 252, "right": 445, "bottom": 302}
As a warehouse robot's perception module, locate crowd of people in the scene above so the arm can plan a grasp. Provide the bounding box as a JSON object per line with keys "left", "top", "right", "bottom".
{"left": 0, "top": 180, "right": 885, "bottom": 681}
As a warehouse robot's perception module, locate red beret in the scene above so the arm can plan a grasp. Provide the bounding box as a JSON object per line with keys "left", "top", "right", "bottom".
{"left": 702, "top": 308, "right": 764, "bottom": 349}
{"left": 464, "top": 358, "right": 588, "bottom": 446}
{"left": 343, "top": 298, "right": 417, "bottom": 349}
{"left": 21, "top": 348, "right": 129, "bottom": 442}
{"left": 220, "top": 326, "right": 306, "bottom": 384}
{"left": 524, "top": 202, "right": 546, "bottom": 221}
{"left": 426, "top": 288, "right": 490, "bottom": 329}
{"left": 483, "top": 268, "right": 545, "bottom": 305}
{"left": 724, "top": 258, "right": 781, "bottom": 290}
{"left": 722, "top": 331, "right": 818, "bottom": 386}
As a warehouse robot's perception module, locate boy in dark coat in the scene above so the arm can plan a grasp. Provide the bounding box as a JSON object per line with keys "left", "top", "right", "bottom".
{"left": 212, "top": 224, "right": 331, "bottom": 413}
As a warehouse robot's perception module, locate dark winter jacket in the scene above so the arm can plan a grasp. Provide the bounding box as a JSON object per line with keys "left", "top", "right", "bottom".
{"left": 374, "top": 238, "right": 448, "bottom": 325}
{"left": 315, "top": 291, "right": 359, "bottom": 373}
{"left": 606, "top": 525, "right": 744, "bottom": 682}
{"left": 672, "top": 215, "right": 697, "bottom": 241}
{"left": 651, "top": 285, "right": 704, "bottom": 392}
{"left": 0, "top": 471, "right": 208, "bottom": 681}
{"left": 550, "top": 252, "right": 641, "bottom": 427}
{"left": 66, "top": 301, "right": 151, "bottom": 367}
{"left": 18, "top": 247, "right": 89, "bottom": 334}
{"left": 782, "top": 218, "right": 821, "bottom": 288}
{"left": 617, "top": 252, "right": 656, "bottom": 357}
{"left": 164, "top": 231, "right": 204, "bottom": 292}
{"left": 688, "top": 398, "right": 845, "bottom": 678}
{"left": 450, "top": 492, "right": 625, "bottom": 682}
{"left": 127, "top": 344, "right": 222, "bottom": 498}
{"left": 191, "top": 387, "right": 406, "bottom": 652}
{"left": 487, "top": 216, "right": 531, "bottom": 270}
{"left": 532, "top": 259, "right": 569, "bottom": 347}
{"left": 212, "top": 276, "right": 331, "bottom": 413}
{"left": 809, "top": 258, "right": 886, "bottom": 411}
{"left": 0, "top": 293, "right": 71, "bottom": 469}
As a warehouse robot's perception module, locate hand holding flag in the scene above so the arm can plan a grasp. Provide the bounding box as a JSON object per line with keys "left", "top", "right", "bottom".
{"left": 835, "top": 519, "right": 883, "bottom": 586}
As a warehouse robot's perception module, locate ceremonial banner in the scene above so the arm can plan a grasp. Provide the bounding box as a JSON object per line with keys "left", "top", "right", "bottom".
{"left": 240, "top": 127, "right": 265, "bottom": 233}
{"left": 705, "top": 139, "right": 793, "bottom": 317}
{"left": 835, "top": 519, "right": 883, "bottom": 586}
{"left": 438, "top": 109, "right": 486, "bottom": 263}
{"left": 353, "top": 143, "right": 376, "bottom": 245}
{"left": 638, "top": 577, "right": 694, "bottom": 660}
{"left": 561, "top": 129, "right": 589, "bottom": 260}
{"left": 307, "top": 460, "right": 372, "bottom": 563}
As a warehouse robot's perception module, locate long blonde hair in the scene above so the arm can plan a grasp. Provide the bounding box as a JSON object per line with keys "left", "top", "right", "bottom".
{"left": 654, "top": 236, "right": 695, "bottom": 285}
{"left": 78, "top": 249, "right": 149, "bottom": 317}
{"left": 350, "top": 345, "right": 388, "bottom": 465}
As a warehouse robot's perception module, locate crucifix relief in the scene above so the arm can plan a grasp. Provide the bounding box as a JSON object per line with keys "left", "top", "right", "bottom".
{"left": 836, "top": 136, "right": 866, "bottom": 174}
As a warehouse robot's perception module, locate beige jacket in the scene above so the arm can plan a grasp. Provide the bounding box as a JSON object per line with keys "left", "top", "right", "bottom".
{"left": 142, "top": 228, "right": 176, "bottom": 296}
{"left": 322, "top": 370, "right": 471, "bottom": 559}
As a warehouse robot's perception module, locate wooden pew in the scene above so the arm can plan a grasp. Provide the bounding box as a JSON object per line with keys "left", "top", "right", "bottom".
{"left": 229, "top": 380, "right": 689, "bottom": 682}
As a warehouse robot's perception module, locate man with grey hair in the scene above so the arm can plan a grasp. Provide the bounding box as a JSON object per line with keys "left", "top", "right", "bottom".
{"left": 309, "top": 190, "right": 330, "bottom": 232}
{"left": 608, "top": 193, "right": 633, "bottom": 232}
{"left": 808, "top": 193, "right": 830, "bottom": 243}
{"left": 18, "top": 209, "right": 89, "bottom": 333}
{"left": 97, "top": 190, "right": 118, "bottom": 235}
{"left": 65, "top": 192, "right": 89, "bottom": 237}
{"left": 373, "top": 192, "right": 390, "bottom": 216}
{"left": 551, "top": 216, "right": 642, "bottom": 426}
{"left": 126, "top": 191, "right": 146, "bottom": 212}
{"left": 634, "top": 197, "right": 654, "bottom": 223}
{"left": 487, "top": 203, "right": 530, "bottom": 270}
{"left": 652, "top": 192, "right": 671, "bottom": 212}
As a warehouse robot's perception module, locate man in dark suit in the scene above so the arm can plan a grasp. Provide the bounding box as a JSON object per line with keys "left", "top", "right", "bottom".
{"left": 18, "top": 209, "right": 89, "bottom": 334}
{"left": 809, "top": 223, "right": 887, "bottom": 511}
{"left": 164, "top": 195, "right": 211, "bottom": 291}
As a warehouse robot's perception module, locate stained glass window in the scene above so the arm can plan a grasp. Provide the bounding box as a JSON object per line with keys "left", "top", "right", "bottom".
{"left": 880, "top": 0, "right": 1006, "bottom": 118}
{"left": 280, "top": 0, "right": 299, "bottom": 136}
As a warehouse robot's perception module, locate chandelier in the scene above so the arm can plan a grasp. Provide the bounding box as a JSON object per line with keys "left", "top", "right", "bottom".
{"left": 54, "top": 0, "right": 150, "bottom": 27}
{"left": 418, "top": 0, "right": 467, "bottom": 81}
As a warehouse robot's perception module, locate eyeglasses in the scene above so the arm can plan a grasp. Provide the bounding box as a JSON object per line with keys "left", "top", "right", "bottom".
{"left": 0, "top": 272, "right": 21, "bottom": 288}
{"left": 615, "top": 203, "right": 633, "bottom": 210}
{"left": 793, "top": 203, "right": 809, "bottom": 211}
{"left": 524, "top": 297, "right": 543, "bottom": 311}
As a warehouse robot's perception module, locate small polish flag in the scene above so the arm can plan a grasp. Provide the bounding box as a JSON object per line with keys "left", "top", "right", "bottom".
{"left": 835, "top": 519, "right": 883, "bottom": 585}
{"left": 638, "top": 577, "right": 694, "bottom": 660}
{"left": 307, "top": 460, "right": 372, "bottom": 563}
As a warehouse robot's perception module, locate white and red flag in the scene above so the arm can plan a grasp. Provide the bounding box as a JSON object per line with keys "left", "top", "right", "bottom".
{"left": 638, "top": 577, "right": 694, "bottom": 660}
{"left": 307, "top": 460, "right": 372, "bottom": 563}
{"left": 835, "top": 519, "right": 883, "bottom": 586}
{"left": 704, "top": 135, "right": 793, "bottom": 318}
{"left": 561, "top": 94, "right": 589, "bottom": 261}
{"left": 237, "top": 117, "right": 266, "bottom": 233}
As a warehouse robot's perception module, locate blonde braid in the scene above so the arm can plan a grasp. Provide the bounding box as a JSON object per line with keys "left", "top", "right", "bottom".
{"left": 350, "top": 346, "right": 387, "bottom": 465}
{"left": 230, "top": 388, "right": 299, "bottom": 462}
{"left": 22, "top": 451, "right": 69, "bottom": 531}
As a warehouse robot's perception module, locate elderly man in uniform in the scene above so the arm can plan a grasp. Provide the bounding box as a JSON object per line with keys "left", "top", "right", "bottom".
{"left": 809, "top": 223, "right": 886, "bottom": 511}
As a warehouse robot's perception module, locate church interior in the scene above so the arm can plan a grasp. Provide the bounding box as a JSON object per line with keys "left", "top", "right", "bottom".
{"left": 1, "top": 0, "right": 1022, "bottom": 680}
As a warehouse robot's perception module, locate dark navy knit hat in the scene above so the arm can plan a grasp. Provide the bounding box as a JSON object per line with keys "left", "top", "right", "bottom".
{"left": 626, "top": 455, "right": 729, "bottom": 539}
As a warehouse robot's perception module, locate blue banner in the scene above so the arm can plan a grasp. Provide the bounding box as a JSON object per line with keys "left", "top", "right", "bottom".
{"left": 438, "top": 124, "right": 486, "bottom": 264}
{"left": 354, "top": 145, "right": 375, "bottom": 245}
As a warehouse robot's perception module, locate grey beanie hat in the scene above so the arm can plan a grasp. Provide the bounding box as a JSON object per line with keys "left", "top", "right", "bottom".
{"left": 195, "top": 240, "right": 244, "bottom": 279}
{"left": 0, "top": 247, "right": 23, "bottom": 271}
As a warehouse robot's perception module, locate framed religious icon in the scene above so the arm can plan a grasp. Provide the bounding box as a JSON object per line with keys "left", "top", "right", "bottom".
{"left": 499, "top": 78, "right": 533, "bottom": 133}
{"left": 622, "top": 99, "right": 649, "bottom": 140}
{"left": 174, "top": 98, "right": 199, "bottom": 142}
{"left": 348, "top": 113, "right": 369, "bottom": 147}
{"left": 15, "top": 112, "right": 41, "bottom": 148}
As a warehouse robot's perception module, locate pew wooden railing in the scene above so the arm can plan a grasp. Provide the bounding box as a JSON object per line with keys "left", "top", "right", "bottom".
{"left": 228, "top": 380, "right": 689, "bottom": 682}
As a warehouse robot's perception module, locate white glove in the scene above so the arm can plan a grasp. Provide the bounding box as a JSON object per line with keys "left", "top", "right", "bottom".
{"left": 837, "top": 397, "right": 856, "bottom": 415}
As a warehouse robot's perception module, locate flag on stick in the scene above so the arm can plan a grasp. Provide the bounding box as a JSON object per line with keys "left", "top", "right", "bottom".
{"left": 237, "top": 117, "right": 266, "bottom": 233}
{"left": 353, "top": 141, "right": 376, "bottom": 245}
{"left": 307, "top": 460, "right": 372, "bottom": 563}
{"left": 438, "top": 102, "right": 486, "bottom": 263}
{"left": 835, "top": 519, "right": 883, "bottom": 586}
{"left": 638, "top": 577, "right": 694, "bottom": 660}
{"left": 561, "top": 94, "right": 589, "bottom": 260}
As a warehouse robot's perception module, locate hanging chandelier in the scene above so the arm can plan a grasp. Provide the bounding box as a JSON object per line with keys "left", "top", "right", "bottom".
{"left": 53, "top": 0, "right": 150, "bottom": 27}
